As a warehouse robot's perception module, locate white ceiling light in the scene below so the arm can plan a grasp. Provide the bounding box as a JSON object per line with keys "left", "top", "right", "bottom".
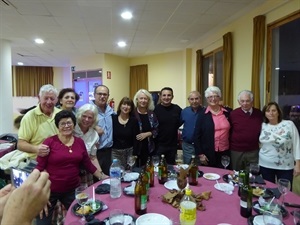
{"left": 121, "top": 11, "right": 132, "bottom": 20}
{"left": 17, "top": 62, "right": 24, "bottom": 65}
{"left": 35, "top": 38, "right": 44, "bottom": 44}
{"left": 118, "top": 41, "right": 126, "bottom": 47}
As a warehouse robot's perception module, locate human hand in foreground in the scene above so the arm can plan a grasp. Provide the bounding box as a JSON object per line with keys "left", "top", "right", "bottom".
{"left": 1, "top": 169, "right": 51, "bottom": 225}
{"left": 0, "top": 184, "right": 14, "bottom": 221}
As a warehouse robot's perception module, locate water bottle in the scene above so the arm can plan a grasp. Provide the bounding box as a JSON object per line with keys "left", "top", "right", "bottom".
{"left": 110, "top": 159, "right": 122, "bottom": 198}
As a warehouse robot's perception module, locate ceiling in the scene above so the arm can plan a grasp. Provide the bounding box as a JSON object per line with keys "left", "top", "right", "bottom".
{"left": 0, "top": 0, "right": 268, "bottom": 67}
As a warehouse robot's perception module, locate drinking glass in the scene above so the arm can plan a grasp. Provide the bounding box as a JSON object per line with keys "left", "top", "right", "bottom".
{"left": 263, "top": 210, "right": 282, "bottom": 225}
{"left": 127, "top": 155, "right": 136, "bottom": 172}
{"left": 109, "top": 209, "right": 124, "bottom": 225}
{"left": 75, "top": 185, "right": 89, "bottom": 224}
{"left": 221, "top": 155, "right": 230, "bottom": 170}
{"left": 293, "top": 209, "right": 300, "bottom": 225}
{"left": 152, "top": 155, "right": 159, "bottom": 176}
{"left": 277, "top": 178, "right": 291, "bottom": 207}
{"left": 249, "top": 163, "right": 260, "bottom": 187}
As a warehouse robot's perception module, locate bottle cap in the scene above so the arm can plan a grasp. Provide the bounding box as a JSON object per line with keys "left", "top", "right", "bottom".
{"left": 185, "top": 188, "right": 192, "bottom": 195}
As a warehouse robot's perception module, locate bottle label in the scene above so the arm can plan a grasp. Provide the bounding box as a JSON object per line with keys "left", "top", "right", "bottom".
{"left": 140, "top": 195, "right": 147, "bottom": 210}
{"left": 180, "top": 208, "right": 196, "bottom": 221}
{"left": 240, "top": 200, "right": 247, "bottom": 208}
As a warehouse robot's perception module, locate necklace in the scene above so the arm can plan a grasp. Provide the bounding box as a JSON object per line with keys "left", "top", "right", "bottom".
{"left": 67, "top": 145, "right": 73, "bottom": 153}
{"left": 58, "top": 135, "right": 74, "bottom": 153}
{"left": 118, "top": 116, "right": 129, "bottom": 127}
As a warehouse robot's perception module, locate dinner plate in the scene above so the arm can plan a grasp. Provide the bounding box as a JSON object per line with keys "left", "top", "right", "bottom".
{"left": 252, "top": 215, "right": 284, "bottom": 225}
{"left": 164, "top": 180, "right": 179, "bottom": 190}
{"left": 247, "top": 215, "right": 285, "bottom": 225}
{"left": 253, "top": 201, "right": 288, "bottom": 218}
{"left": 103, "top": 214, "right": 135, "bottom": 225}
{"left": 135, "top": 213, "right": 171, "bottom": 225}
{"left": 71, "top": 200, "right": 103, "bottom": 216}
{"left": 214, "top": 183, "right": 234, "bottom": 192}
{"left": 203, "top": 173, "right": 220, "bottom": 180}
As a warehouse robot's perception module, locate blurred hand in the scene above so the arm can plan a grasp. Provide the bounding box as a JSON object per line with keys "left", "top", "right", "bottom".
{"left": 37, "top": 144, "right": 49, "bottom": 157}
{"left": 0, "top": 184, "right": 14, "bottom": 220}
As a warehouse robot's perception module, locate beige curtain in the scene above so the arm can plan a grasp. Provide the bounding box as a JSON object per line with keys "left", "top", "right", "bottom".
{"left": 15, "top": 66, "right": 53, "bottom": 96}
{"left": 129, "top": 64, "right": 148, "bottom": 99}
{"left": 196, "top": 49, "right": 203, "bottom": 96}
{"left": 251, "top": 15, "right": 266, "bottom": 109}
{"left": 223, "top": 32, "right": 233, "bottom": 107}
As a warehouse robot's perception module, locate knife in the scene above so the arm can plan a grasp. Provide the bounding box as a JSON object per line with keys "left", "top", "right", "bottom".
{"left": 284, "top": 202, "right": 300, "bottom": 208}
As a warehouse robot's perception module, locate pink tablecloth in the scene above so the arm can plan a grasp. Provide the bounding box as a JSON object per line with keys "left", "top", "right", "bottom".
{"left": 64, "top": 167, "right": 299, "bottom": 225}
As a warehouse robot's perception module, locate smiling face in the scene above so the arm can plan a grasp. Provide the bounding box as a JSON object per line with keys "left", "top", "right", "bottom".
{"left": 137, "top": 93, "right": 149, "bottom": 109}
{"left": 60, "top": 92, "right": 76, "bottom": 110}
{"left": 58, "top": 117, "right": 74, "bottom": 136}
{"left": 265, "top": 104, "right": 279, "bottom": 124}
{"left": 79, "top": 110, "right": 95, "bottom": 130}
{"left": 39, "top": 92, "right": 57, "bottom": 116}
{"left": 206, "top": 92, "right": 220, "bottom": 107}
{"left": 188, "top": 93, "right": 201, "bottom": 110}
{"left": 238, "top": 93, "right": 253, "bottom": 112}
{"left": 94, "top": 86, "right": 109, "bottom": 108}
{"left": 160, "top": 90, "right": 173, "bottom": 106}
{"left": 120, "top": 103, "right": 132, "bottom": 115}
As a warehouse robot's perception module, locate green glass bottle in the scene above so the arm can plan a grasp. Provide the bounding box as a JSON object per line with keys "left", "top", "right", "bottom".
{"left": 240, "top": 171, "right": 252, "bottom": 218}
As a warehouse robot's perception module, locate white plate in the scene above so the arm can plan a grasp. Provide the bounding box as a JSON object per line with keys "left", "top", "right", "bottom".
{"left": 104, "top": 214, "right": 134, "bottom": 225}
{"left": 102, "top": 179, "right": 110, "bottom": 184}
{"left": 203, "top": 173, "right": 220, "bottom": 180}
{"left": 214, "top": 183, "right": 234, "bottom": 192}
{"left": 136, "top": 213, "right": 171, "bottom": 225}
{"left": 164, "top": 180, "right": 179, "bottom": 190}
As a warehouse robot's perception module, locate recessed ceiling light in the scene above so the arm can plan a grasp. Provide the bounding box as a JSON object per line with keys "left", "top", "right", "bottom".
{"left": 118, "top": 41, "right": 126, "bottom": 47}
{"left": 275, "top": 67, "right": 280, "bottom": 70}
{"left": 17, "top": 62, "right": 24, "bottom": 65}
{"left": 35, "top": 38, "right": 44, "bottom": 44}
{"left": 121, "top": 11, "right": 132, "bottom": 20}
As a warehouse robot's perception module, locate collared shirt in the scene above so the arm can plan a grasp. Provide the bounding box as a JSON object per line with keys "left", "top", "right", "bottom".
{"left": 242, "top": 107, "right": 253, "bottom": 115}
{"left": 205, "top": 106, "right": 230, "bottom": 151}
{"left": 90, "top": 101, "right": 115, "bottom": 149}
{"left": 74, "top": 124, "right": 99, "bottom": 156}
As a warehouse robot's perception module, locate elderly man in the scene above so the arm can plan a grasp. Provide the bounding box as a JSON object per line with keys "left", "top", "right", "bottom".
{"left": 180, "top": 91, "right": 202, "bottom": 164}
{"left": 91, "top": 85, "right": 114, "bottom": 175}
{"left": 17, "top": 84, "right": 60, "bottom": 159}
{"left": 229, "top": 90, "right": 263, "bottom": 170}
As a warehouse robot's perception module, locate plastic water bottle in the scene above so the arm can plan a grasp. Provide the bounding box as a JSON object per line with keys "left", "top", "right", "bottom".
{"left": 180, "top": 186, "right": 197, "bottom": 225}
{"left": 110, "top": 159, "right": 122, "bottom": 198}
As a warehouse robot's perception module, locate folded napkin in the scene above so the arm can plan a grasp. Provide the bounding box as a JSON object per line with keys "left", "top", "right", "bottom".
{"left": 95, "top": 184, "right": 110, "bottom": 194}
{"left": 124, "top": 181, "right": 136, "bottom": 195}
{"left": 250, "top": 175, "right": 266, "bottom": 185}
{"left": 123, "top": 173, "right": 139, "bottom": 182}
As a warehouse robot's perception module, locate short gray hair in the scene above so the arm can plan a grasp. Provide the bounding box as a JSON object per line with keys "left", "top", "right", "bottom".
{"left": 133, "top": 89, "right": 155, "bottom": 111}
{"left": 237, "top": 90, "right": 253, "bottom": 102}
{"left": 39, "top": 84, "right": 58, "bottom": 97}
{"left": 76, "top": 104, "right": 98, "bottom": 128}
{"left": 188, "top": 91, "right": 201, "bottom": 99}
{"left": 204, "top": 86, "right": 222, "bottom": 98}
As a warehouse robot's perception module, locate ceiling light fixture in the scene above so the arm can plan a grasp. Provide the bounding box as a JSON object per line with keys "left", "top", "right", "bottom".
{"left": 118, "top": 41, "right": 126, "bottom": 47}
{"left": 121, "top": 11, "right": 132, "bottom": 20}
{"left": 35, "top": 38, "right": 44, "bottom": 44}
{"left": 17, "top": 62, "right": 24, "bottom": 65}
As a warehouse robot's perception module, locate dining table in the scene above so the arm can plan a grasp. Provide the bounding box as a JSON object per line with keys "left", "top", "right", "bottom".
{"left": 64, "top": 166, "right": 300, "bottom": 225}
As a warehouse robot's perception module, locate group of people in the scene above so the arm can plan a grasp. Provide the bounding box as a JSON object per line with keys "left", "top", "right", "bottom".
{"left": 0, "top": 83, "right": 300, "bottom": 224}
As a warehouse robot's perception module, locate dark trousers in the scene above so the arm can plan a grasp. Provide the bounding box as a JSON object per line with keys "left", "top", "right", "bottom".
{"left": 156, "top": 146, "right": 177, "bottom": 165}
{"left": 36, "top": 190, "right": 75, "bottom": 225}
{"left": 96, "top": 148, "right": 112, "bottom": 175}
{"left": 260, "top": 166, "right": 293, "bottom": 191}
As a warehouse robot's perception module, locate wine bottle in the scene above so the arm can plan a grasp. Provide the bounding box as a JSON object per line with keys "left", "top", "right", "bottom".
{"left": 158, "top": 154, "right": 168, "bottom": 184}
{"left": 240, "top": 171, "right": 252, "bottom": 218}
{"left": 188, "top": 155, "right": 198, "bottom": 186}
{"left": 238, "top": 170, "right": 245, "bottom": 197}
{"left": 134, "top": 174, "right": 147, "bottom": 215}
{"left": 141, "top": 167, "right": 149, "bottom": 201}
{"left": 146, "top": 156, "right": 154, "bottom": 187}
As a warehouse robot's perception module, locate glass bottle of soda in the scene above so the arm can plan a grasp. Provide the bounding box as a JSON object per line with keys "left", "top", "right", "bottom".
{"left": 146, "top": 156, "right": 154, "bottom": 187}
{"left": 134, "top": 174, "right": 147, "bottom": 215}
{"left": 158, "top": 154, "right": 168, "bottom": 184}
{"left": 188, "top": 155, "right": 198, "bottom": 186}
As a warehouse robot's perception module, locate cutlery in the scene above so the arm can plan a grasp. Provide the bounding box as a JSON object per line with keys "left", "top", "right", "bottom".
{"left": 284, "top": 202, "right": 300, "bottom": 208}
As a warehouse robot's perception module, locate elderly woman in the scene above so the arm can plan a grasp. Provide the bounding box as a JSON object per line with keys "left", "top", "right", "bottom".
{"left": 194, "top": 86, "right": 232, "bottom": 168}
{"left": 74, "top": 104, "right": 108, "bottom": 185}
{"left": 133, "top": 89, "right": 159, "bottom": 167}
{"left": 57, "top": 88, "right": 79, "bottom": 113}
{"left": 112, "top": 97, "right": 139, "bottom": 169}
{"left": 259, "top": 102, "right": 300, "bottom": 188}
{"left": 35, "top": 110, "right": 104, "bottom": 225}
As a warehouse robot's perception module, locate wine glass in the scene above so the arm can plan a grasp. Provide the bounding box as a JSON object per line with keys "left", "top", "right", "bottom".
{"left": 127, "top": 155, "right": 136, "bottom": 172}
{"left": 152, "top": 155, "right": 159, "bottom": 177}
{"left": 277, "top": 178, "right": 291, "bottom": 207}
{"left": 263, "top": 210, "right": 283, "bottom": 225}
{"left": 221, "top": 155, "right": 230, "bottom": 170}
{"left": 249, "top": 163, "right": 260, "bottom": 187}
{"left": 293, "top": 209, "right": 300, "bottom": 225}
{"left": 75, "top": 185, "right": 89, "bottom": 224}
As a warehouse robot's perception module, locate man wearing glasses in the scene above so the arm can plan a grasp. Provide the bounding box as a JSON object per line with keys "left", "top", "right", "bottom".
{"left": 91, "top": 85, "right": 114, "bottom": 175}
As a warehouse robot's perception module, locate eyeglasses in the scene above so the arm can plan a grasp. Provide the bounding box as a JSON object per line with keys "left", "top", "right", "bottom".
{"left": 59, "top": 121, "right": 73, "bottom": 127}
{"left": 96, "top": 92, "right": 108, "bottom": 97}
{"left": 207, "top": 95, "right": 220, "bottom": 100}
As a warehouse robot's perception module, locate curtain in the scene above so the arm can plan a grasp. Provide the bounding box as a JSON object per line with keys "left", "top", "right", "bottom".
{"left": 196, "top": 49, "right": 203, "bottom": 96}
{"left": 15, "top": 66, "right": 53, "bottom": 96}
{"left": 251, "top": 15, "right": 266, "bottom": 109}
{"left": 129, "top": 64, "right": 148, "bottom": 99}
{"left": 223, "top": 32, "right": 233, "bottom": 107}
